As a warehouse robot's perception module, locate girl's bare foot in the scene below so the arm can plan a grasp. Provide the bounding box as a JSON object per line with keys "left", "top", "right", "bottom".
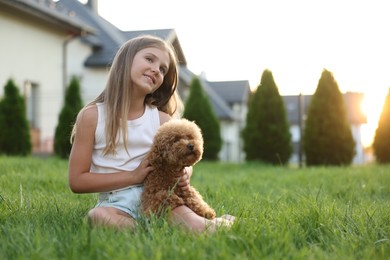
{"left": 220, "top": 214, "right": 235, "bottom": 223}
{"left": 210, "top": 214, "right": 235, "bottom": 229}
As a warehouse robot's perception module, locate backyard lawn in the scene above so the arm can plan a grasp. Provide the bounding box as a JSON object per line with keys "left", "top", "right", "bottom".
{"left": 0, "top": 156, "right": 389, "bottom": 259}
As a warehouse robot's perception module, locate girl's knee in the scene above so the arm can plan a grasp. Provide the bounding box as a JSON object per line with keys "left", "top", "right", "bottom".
{"left": 87, "top": 207, "right": 107, "bottom": 226}
{"left": 87, "top": 207, "right": 105, "bottom": 221}
{"left": 87, "top": 207, "right": 136, "bottom": 229}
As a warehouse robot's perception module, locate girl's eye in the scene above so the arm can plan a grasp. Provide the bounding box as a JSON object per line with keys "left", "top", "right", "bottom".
{"left": 159, "top": 67, "right": 167, "bottom": 75}
{"left": 146, "top": 57, "right": 153, "bottom": 63}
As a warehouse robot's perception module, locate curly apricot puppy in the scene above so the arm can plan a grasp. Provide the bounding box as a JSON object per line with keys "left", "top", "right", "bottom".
{"left": 141, "top": 119, "right": 216, "bottom": 220}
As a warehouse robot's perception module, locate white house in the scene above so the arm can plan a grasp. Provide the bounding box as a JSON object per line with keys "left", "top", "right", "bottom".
{"left": 0, "top": 0, "right": 249, "bottom": 162}
{"left": 0, "top": 0, "right": 93, "bottom": 153}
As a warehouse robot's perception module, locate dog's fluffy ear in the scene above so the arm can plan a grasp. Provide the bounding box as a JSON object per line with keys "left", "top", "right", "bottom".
{"left": 148, "top": 131, "right": 169, "bottom": 165}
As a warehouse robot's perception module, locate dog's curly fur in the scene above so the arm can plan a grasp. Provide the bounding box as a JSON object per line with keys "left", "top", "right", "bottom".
{"left": 141, "top": 119, "right": 216, "bottom": 219}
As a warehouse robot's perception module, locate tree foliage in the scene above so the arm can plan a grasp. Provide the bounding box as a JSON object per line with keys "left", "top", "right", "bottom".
{"left": 54, "top": 76, "right": 83, "bottom": 159}
{"left": 0, "top": 79, "right": 32, "bottom": 155}
{"left": 242, "top": 69, "right": 292, "bottom": 164}
{"left": 183, "top": 76, "right": 222, "bottom": 160}
{"left": 373, "top": 87, "right": 390, "bottom": 163}
{"left": 303, "top": 69, "right": 355, "bottom": 166}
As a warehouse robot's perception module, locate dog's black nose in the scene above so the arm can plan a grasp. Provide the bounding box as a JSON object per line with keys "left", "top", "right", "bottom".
{"left": 187, "top": 143, "right": 194, "bottom": 151}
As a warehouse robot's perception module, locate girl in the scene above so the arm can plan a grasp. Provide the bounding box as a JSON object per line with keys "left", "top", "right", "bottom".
{"left": 68, "top": 35, "right": 234, "bottom": 232}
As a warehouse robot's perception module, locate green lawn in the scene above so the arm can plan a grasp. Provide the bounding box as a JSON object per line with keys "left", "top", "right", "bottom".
{"left": 0, "top": 156, "right": 389, "bottom": 259}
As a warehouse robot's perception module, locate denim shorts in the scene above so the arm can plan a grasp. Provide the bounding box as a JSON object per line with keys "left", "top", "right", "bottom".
{"left": 96, "top": 185, "right": 144, "bottom": 219}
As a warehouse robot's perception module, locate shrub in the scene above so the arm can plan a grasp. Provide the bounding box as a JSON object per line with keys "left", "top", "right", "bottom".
{"left": 303, "top": 69, "right": 355, "bottom": 166}
{"left": 373, "top": 87, "right": 390, "bottom": 163}
{"left": 54, "top": 76, "right": 83, "bottom": 159}
{"left": 242, "top": 69, "right": 292, "bottom": 164}
{"left": 183, "top": 76, "right": 222, "bottom": 160}
{"left": 0, "top": 79, "right": 31, "bottom": 155}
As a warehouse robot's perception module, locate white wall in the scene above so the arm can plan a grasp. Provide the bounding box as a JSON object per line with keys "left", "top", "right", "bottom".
{"left": 0, "top": 9, "right": 70, "bottom": 152}
{"left": 351, "top": 124, "right": 365, "bottom": 164}
{"left": 81, "top": 67, "right": 109, "bottom": 104}
{"left": 220, "top": 120, "right": 242, "bottom": 162}
{"left": 67, "top": 39, "right": 109, "bottom": 104}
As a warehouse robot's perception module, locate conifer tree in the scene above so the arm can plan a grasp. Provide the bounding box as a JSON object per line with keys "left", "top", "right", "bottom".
{"left": 54, "top": 76, "right": 83, "bottom": 159}
{"left": 242, "top": 69, "right": 292, "bottom": 164}
{"left": 373, "top": 87, "right": 390, "bottom": 163}
{"left": 183, "top": 77, "right": 222, "bottom": 160}
{"left": 0, "top": 79, "right": 31, "bottom": 155}
{"left": 303, "top": 69, "right": 355, "bottom": 166}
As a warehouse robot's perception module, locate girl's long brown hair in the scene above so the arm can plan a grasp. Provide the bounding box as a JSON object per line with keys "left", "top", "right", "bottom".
{"left": 71, "top": 35, "right": 183, "bottom": 155}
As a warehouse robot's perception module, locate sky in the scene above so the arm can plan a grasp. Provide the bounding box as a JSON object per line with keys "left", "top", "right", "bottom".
{"left": 94, "top": 0, "right": 390, "bottom": 147}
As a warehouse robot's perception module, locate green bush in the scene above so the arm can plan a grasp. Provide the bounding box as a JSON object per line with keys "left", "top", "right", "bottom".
{"left": 54, "top": 76, "right": 83, "bottom": 159}
{"left": 183, "top": 76, "right": 222, "bottom": 160}
{"left": 303, "top": 69, "right": 355, "bottom": 166}
{"left": 242, "top": 69, "right": 292, "bottom": 164}
{"left": 0, "top": 79, "right": 31, "bottom": 155}
{"left": 373, "top": 87, "right": 390, "bottom": 163}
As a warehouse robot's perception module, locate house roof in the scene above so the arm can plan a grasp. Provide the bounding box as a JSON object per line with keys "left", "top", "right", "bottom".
{"left": 201, "top": 79, "right": 237, "bottom": 121}
{"left": 208, "top": 81, "right": 251, "bottom": 105}
{"left": 0, "top": 0, "right": 94, "bottom": 35}
{"left": 58, "top": 0, "right": 187, "bottom": 67}
{"left": 180, "top": 67, "right": 250, "bottom": 121}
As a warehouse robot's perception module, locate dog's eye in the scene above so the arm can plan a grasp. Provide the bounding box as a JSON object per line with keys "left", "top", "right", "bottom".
{"left": 174, "top": 136, "right": 181, "bottom": 143}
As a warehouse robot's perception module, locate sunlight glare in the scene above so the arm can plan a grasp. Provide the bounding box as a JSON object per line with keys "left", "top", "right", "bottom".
{"left": 360, "top": 93, "right": 384, "bottom": 147}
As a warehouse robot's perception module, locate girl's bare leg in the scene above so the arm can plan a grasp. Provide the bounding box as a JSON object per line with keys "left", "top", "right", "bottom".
{"left": 87, "top": 207, "right": 137, "bottom": 229}
{"left": 170, "top": 205, "right": 234, "bottom": 233}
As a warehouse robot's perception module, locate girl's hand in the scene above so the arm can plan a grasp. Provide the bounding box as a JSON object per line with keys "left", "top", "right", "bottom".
{"left": 132, "top": 158, "right": 153, "bottom": 184}
{"left": 178, "top": 167, "right": 192, "bottom": 191}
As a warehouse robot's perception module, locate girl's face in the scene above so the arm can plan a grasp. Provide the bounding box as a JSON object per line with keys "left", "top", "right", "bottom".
{"left": 130, "top": 47, "right": 170, "bottom": 96}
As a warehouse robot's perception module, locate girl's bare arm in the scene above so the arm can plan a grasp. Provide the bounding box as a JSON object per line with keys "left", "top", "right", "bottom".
{"left": 68, "top": 105, "right": 152, "bottom": 193}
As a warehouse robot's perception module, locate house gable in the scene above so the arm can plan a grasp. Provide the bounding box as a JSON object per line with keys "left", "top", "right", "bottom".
{"left": 58, "top": 0, "right": 187, "bottom": 68}
{"left": 0, "top": 0, "right": 94, "bottom": 35}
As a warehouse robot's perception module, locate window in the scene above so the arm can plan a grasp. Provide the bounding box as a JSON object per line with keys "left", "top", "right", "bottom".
{"left": 24, "top": 81, "right": 39, "bottom": 129}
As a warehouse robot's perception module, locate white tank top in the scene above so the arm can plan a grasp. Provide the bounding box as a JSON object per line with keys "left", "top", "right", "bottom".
{"left": 91, "top": 103, "right": 160, "bottom": 175}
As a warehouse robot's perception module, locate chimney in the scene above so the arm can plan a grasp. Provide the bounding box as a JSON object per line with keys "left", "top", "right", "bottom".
{"left": 86, "top": 0, "right": 98, "bottom": 13}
